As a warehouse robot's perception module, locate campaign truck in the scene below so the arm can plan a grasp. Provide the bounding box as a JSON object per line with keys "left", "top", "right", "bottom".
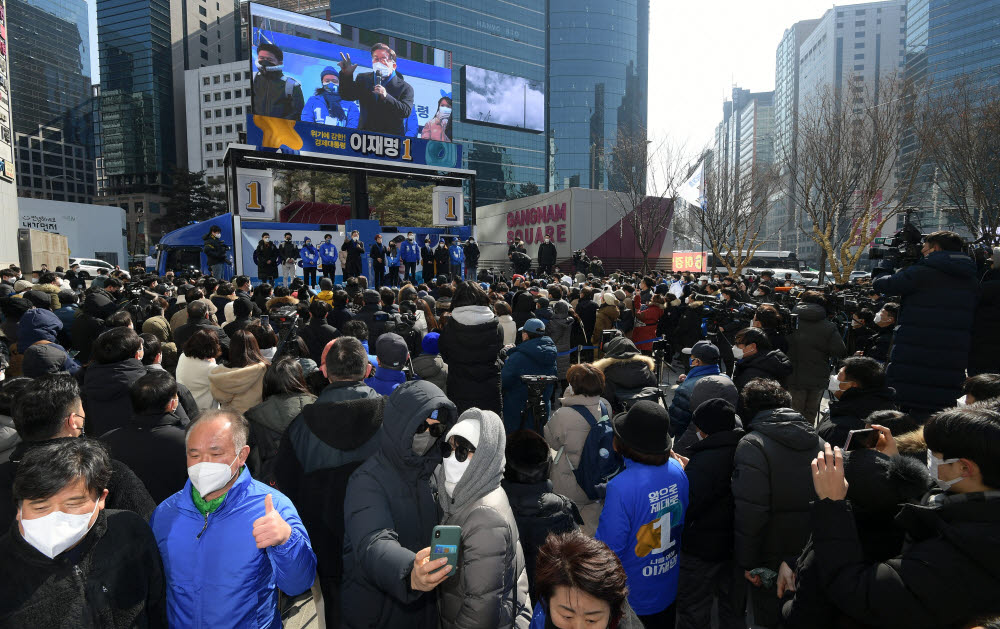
{"left": 18, "top": 198, "right": 128, "bottom": 266}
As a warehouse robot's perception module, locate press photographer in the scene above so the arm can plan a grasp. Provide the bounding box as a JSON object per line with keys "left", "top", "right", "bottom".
{"left": 872, "top": 230, "right": 978, "bottom": 415}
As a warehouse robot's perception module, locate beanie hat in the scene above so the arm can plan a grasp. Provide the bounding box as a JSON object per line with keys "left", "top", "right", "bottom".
{"left": 602, "top": 292, "right": 617, "bottom": 306}
{"left": 691, "top": 398, "right": 737, "bottom": 435}
{"left": 612, "top": 400, "right": 672, "bottom": 454}
{"left": 320, "top": 65, "right": 338, "bottom": 81}
{"left": 690, "top": 375, "right": 739, "bottom": 413}
{"left": 233, "top": 296, "right": 253, "bottom": 318}
{"left": 504, "top": 429, "right": 550, "bottom": 484}
{"left": 421, "top": 331, "right": 440, "bottom": 355}
{"left": 447, "top": 414, "right": 482, "bottom": 449}
{"left": 13, "top": 279, "right": 32, "bottom": 293}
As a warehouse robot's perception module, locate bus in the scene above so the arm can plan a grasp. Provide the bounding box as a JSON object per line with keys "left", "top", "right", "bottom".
{"left": 707, "top": 250, "right": 801, "bottom": 272}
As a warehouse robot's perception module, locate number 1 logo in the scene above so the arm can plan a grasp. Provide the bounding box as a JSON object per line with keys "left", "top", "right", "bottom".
{"left": 245, "top": 181, "right": 264, "bottom": 213}
{"left": 445, "top": 195, "right": 457, "bottom": 221}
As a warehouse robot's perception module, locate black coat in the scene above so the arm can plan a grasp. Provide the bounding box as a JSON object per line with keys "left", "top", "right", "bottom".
{"left": 732, "top": 408, "right": 824, "bottom": 572}
{"left": 298, "top": 318, "right": 340, "bottom": 364}
{"left": 537, "top": 242, "right": 557, "bottom": 267}
{"left": 861, "top": 325, "right": 895, "bottom": 363}
{"left": 278, "top": 240, "right": 299, "bottom": 264}
{"left": 592, "top": 353, "right": 657, "bottom": 412}
{"left": 0, "top": 438, "right": 156, "bottom": 532}
{"left": 576, "top": 299, "right": 598, "bottom": 339}
{"left": 873, "top": 251, "right": 978, "bottom": 412}
{"left": 328, "top": 305, "right": 353, "bottom": 330}
{"left": 732, "top": 349, "right": 793, "bottom": 413}
{"left": 0, "top": 509, "right": 167, "bottom": 628}
{"left": 353, "top": 304, "right": 401, "bottom": 347}
{"left": 273, "top": 385, "right": 382, "bottom": 581}
{"left": 434, "top": 245, "right": 450, "bottom": 269}
{"left": 501, "top": 479, "right": 581, "bottom": 597}
{"left": 338, "top": 69, "right": 414, "bottom": 136}
{"left": 172, "top": 320, "right": 231, "bottom": 359}
{"left": 202, "top": 233, "right": 228, "bottom": 265}
{"left": 438, "top": 315, "right": 504, "bottom": 415}
{"left": 817, "top": 386, "right": 897, "bottom": 448}
{"left": 681, "top": 428, "right": 745, "bottom": 561}
{"left": 71, "top": 313, "right": 107, "bottom": 362}
{"left": 83, "top": 359, "right": 148, "bottom": 437}
{"left": 100, "top": 411, "right": 189, "bottom": 503}
{"left": 245, "top": 392, "right": 317, "bottom": 482}
{"left": 968, "top": 274, "right": 1000, "bottom": 374}
{"left": 795, "top": 493, "right": 1000, "bottom": 629}
{"left": 341, "top": 382, "right": 457, "bottom": 629}
{"left": 255, "top": 240, "right": 280, "bottom": 278}
{"left": 463, "top": 242, "right": 480, "bottom": 266}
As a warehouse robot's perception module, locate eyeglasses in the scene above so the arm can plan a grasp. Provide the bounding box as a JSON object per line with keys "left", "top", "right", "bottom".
{"left": 440, "top": 437, "right": 476, "bottom": 463}
{"left": 416, "top": 421, "right": 447, "bottom": 438}
{"left": 66, "top": 411, "right": 86, "bottom": 421}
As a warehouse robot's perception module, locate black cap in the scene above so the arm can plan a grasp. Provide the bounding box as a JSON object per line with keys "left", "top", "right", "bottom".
{"left": 691, "top": 398, "right": 737, "bottom": 435}
{"left": 612, "top": 400, "right": 672, "bottom": 454}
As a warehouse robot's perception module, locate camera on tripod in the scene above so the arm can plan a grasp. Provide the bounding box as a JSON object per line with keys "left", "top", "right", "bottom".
{"left": 519, "top": 374, "right": 559, "bottom": 433}
{"left": 869, "top": 222, "right": 925, "bottom": 271}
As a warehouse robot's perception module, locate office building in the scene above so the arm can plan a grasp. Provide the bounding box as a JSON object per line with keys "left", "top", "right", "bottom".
{"left": 184, "top": 61, "right": 251, "bottom": 179}
{"left": 7, "top": 0, "right": 96, "bottom": 202}
{"left": 0, "top": 0, "right": 19, "bottom": 264}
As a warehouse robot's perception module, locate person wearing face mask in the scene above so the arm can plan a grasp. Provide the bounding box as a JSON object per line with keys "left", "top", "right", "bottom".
{"left": 343, "top": 230, "right": 365, "bottom": 281}
{"left": 462, "top": 236, "right": 480, "bottom": 281}
{"left": 342, "top": 381, "right": 459, "bottom": 629}
{"left": 816, "top": 357, "right": 897, "bottom": 447}
{"left": 317, "top": 233, "right": 339, "bottom": 282}
{"left": 401, "top": 232, "right": 421, "bottom": 283}
{"left": 303, "top": 66, "right": 360, "bottom": 128}
{"left": 299, "top": 236, "right": 319, "bottom": 289}
{"left": 278, "top": 232, "right": 299, "bottom": 288}
{"left": 538, "top": 234, "right": 558, "bottom": 276}
{"left": 203, "top": 225, "right": 230, "bottom": 279}
{"left": 676, "top": 399, "right": 745, "bottom": 629}
{"left": 0, "top": 374, "right": 156, "bottom": 531}
{"left": 254, "top": 232, "right": 280, "bottom": 283}
{"left": 804, "top": 408, "right": 1000, "bottom": 629}
{"left": 447, "top": 237, "right": 465, "bottom": 281}
{"left": 668, "top": 341, "right": 722, "bottom": 439}
{"left": 251, "top": 42, "right": 304, "bottom": 120}
{"left": 858, "top": 302, "right": 898, "bottom": 363}
{"left": 433, "top": 408, "right": 532, "bottom": 629}
{"left": 420, "top": 96, "right": 454, "bottom": 141}
{"left": 337, "top": 43, "right": 414, "bottom": 136}
{"left": 151, "top": 409, "right": 316, "bottom": 628}
{"left": 0, "top": 439, "right": 168, "bottom": 626}
{"left": 420, "top": 235, "right": 436, "bottom": 282}
{"left": 731, "top": 328, "right": 792, "bottom": 416}
{"left": 369, "top": 234, "right": 387, "bottom": 287}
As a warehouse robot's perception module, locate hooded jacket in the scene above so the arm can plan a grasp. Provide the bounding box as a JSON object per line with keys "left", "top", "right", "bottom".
{"left": 592, "top": 338, "right": 657, "bottom": 411}
{"left": 786, "top": 303, "right": 847, "bottom": 389}
{"left": 17, "top": 308, "right": 80, "bottom": 377}
{"left": 0, "top": 509, "right": 168, "bottom": 628}
{"left": 208, "top": 362, "right": 267, "bottom": 415}
{"left": 590, "top": 303, "right": 620, "bottom": 347}
{"left": 439, "top": 306, "right": 504, "bottom": 415}
{"left": 873, "top": 250, "right": 978, "bottom": 412}
{"left": 273, "top": 387, "right": 383, "bottom": 585}
{"left": 668, "top": 362, "right": 721, "bottom": 438}
{"left": 732, "top": 349, "right": 793, "bottom": 399}
{"left": 244, "top": 392, "right": 317, "bottom": 481}
{"left": 500, "top": 335, "right": 558, "bottom": 433}
{"left": 150, "top": 468, "right": 316, "bottom": 628}
{"left": 545, "top": 307, "right": 576, "bottom": 380}
{"left": 817, "top": 386, "right": 897, "bottom": 448}
{"left": 341, "top": 381, "right": 458, "bottom": 629}
{"left": 681, "top": 427, "right": 745, "bottom": 561}
{"left": 433, "top": 410, "right": 532, "bottom": 629}
{"left": 732, "top": 408, "right": 825, "bottom": 571}
{"left": 300, "top": 242, "right": 319, "bottom": 268}
{"left": 83, "top": 359, "right": 148, "bottom": 437}
{"left": 412, "top": 353, "right": 448, "bottom": 393}
{"left": 202, "top": 232, "right": 228, "bottom": 265}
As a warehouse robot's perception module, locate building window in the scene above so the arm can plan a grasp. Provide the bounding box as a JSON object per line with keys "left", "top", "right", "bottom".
{"left": 205, "top": 127, "right": 212, "bottom": 135}
{"left": 213, "top": 75, "right": 221, "bottom": 84}
{"left": 855, "top": 20, "right": 864, "bottom": 26}
{"left": 215, "top": 126, "right": 222, "bottom": 134}
{"left": 235, "top": 106, "right": 242, "bottom": 114}
{"left": 244, "top": 71, "right": 251, "bottom": 80}
{"left": 203, "top": 94, "right": 211, "bottom": 103}
{"left": 203, "top": 77, "right": 210, "bottom": 86}
{"left": 855, "top": 32, "right": 864, "bottom": 38}
{"left": 854, "top": 64, "right": 864, "bottom": 71}
{"left": 224, "top": 108, "right": 232, "bottom": 116}
{"left": 198, "top": 5, "right": 206, "bottom": 15}
{"left": 854, "top": 53, "right": 864, "bottom": 59}
{"left": 200, "top": 35, "right": 208, "bottom": 45}
{"left": 214, "top": 93, "right": 221, "bottom": 101}
{"left": 855, "top": 9, "right": 865, "bottom": 15}
{"left": 224, "top": 91, "right": 231, "bottom": 99}
{"left": 206, "top": 160, "right": 213, "bottom": 168}
{"left": 855, "top": 42, "right": 865, "bottom": 49}
{"left": 200, "top": 20, "right": 208, "bottom": 30}
{"left": 215, "top": 109, "right": 222, "bottom": 117}
{"left": 216, "top": 142, "right": 223, "bottom": 151}
{"left": 204, "top": 111, "right": 211, "bottom": 119}
{"left": 205, "top": 144, "right": 213, "bottom": 152}
{"left": 200, "top": 50, "right": 209, "bottom": 60}
{"left": 236, "top": 123, "right": 243, "bottom": 131}
{"left": 225, "top": 124, "right": 233, "bottom": 133}
{"left": 234, "top": 89, "right": 241, "bottom": 98}
{"left": 224, "top": 74, "right": 231, "bottom": 83}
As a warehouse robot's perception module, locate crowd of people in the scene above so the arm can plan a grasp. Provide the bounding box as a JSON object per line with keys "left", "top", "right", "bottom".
{"left": 0, "top": 229, "right": 999, "bottom": 629}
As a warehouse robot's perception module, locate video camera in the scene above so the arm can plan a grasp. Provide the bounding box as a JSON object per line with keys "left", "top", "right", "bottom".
{"left": 869, "top": 222, "right": 924, "bottom": 271}
{"left": 519, "top": 374, "right": 559, "bottom": 432}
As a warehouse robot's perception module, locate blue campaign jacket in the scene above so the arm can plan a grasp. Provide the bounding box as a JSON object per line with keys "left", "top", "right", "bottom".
{"left": 386, "top": 250, "right": 400, "bottom": 268}
{"left": 667, "top": 363, "right": 722, "bottom": 437}
{"left": 300, "top": 244, "right": 319, "bottom": 268}
{"left": 365, "top": 367, "right": 407, "bottom": 395}
{"left": 318, "top": 241, "right": 339, "bottom": 265}
{"left": 302, "top": 91, "right": 360, "bottom": 128}
{"left": 448, "top": 244, "right": 464, "bottom": 265}
{"left": 150, "top": 468, "right": 316, "bottom": 628}
{"left": 595, "top": 458, "right": 689, "bottom": 616}
{"left": 400, "top": 240, "right": 420, "bottom": 263}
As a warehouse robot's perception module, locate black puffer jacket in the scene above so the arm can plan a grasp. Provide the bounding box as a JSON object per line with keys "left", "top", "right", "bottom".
{"left": 298, "top": 318, "right": 339, "bottom": 364}
{"left": 786, "top": 303, "right": 846, "bottom": 390}
{"left": 733, "top": 349, "right": 793, "bottom": 416}
{"left": 100, "top": 411, "right": 189, "bottom": 503}
{"left": 873, "top": 250, "right": 978, "bottom": 412}
{"left": 859, "top": 325, "right": 894, "bottom": 363}
{"left": 592, "top": 338, "right": 657, "bottom": 411}
{"left": 0, "top": 509, "right": 167, "bottom": 628}
{"left": 438, "top": 306, "right": 504, "bottom": 415}
{"left": 83, "top": 359, "right": 149, "bottom": 437}
{"left": 732, "top": 408, "right": 824, "bottom": 571}
{"left": 817, "top": 386, "right": 897, "bottom": 448}
{"left": 681, "top": 428, "right": 745, "bottom": 561}
{"left": 273, "top": 385, "right": 382, "bottom": 584}
{"left": 245, "top": 392, "right": 317, "bottom": 481}
{"left": 0, "top": 438, "right": 156, "bottom": 531}
{"left": 341, "top": 382, "right": 458, "bottom": 629}
{"left": 968, "top": 273, "right": 1000, "bottom": 375}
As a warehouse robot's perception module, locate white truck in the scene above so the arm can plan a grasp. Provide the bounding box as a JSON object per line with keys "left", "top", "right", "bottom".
{"left": 18, "top": 198, "right": 128, "bottom": 267}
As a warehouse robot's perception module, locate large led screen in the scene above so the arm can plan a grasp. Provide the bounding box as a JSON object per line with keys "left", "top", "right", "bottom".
{"left": 249, "top": 3, "right": 454, "bottom": 142}
{"left": 462, "top": 66, "right": 544, "bottom": 132}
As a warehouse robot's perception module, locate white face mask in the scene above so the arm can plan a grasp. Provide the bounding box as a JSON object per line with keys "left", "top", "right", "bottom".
{"left": 187, "top": 453, "right": 239, "bottom": 497}
{"left": 20, "top": 500, "right": 100, "bottom": 559}
{"left": 438, "top": 106, "right": 452, "bottom": 119}
{"left": 372, "top": 61, "right": 392, "bottom": 77}
{"left": 352, "top": 236, "right": 359, "bottom": 241}
{"left": 408, "top": 234, "right": 414, "bottom": 240}
{"left": 874, "top": 312, "right": 884, "bottom": 324}
{"left": 957, "top": 395, "right": 968, "bottom": 407}
{"left": 731, "top": 346, "right": 744, "bottom": 360}
{"left": 927, "top": 452, "right": 963, "bottom": 490}
{"left": 753, "top": 290, "right": 764, "bottom": 297}
{"left": 829, "top": 374, "right": 845, "bottom": 394}
{"left": 442, "top": 453, "right": 470, "bottom": 495}
{"left": 263, "top": 237, "right": 269, "bottom": 242}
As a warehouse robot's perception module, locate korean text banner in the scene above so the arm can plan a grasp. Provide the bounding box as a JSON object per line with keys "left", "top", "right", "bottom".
{"left": 249, "top": 3, "right": 454, "bottom": 142}
{"left": 672, "top": 252, "right": 706, "bottom": 273}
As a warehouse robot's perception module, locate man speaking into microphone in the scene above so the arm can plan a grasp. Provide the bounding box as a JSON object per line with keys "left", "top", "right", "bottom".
{"left": 337, "top": 43, "right": 414, "bottom": 136}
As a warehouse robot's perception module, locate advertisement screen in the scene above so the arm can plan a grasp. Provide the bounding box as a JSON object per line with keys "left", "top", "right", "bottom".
{"left": 462, "top": 66, "right": 544, "bottom": 132}
{"left": 250, "top": 3, "right": 453, "bottom": 140}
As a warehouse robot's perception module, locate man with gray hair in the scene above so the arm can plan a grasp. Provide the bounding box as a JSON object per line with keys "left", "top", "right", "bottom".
{"left": 150, "top": 409, "right": 316, "bottom": 628}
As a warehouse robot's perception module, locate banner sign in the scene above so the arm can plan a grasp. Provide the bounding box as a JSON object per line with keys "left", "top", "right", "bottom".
{"left": 235, "top": 168, "right": 275, "bottom": 220}
{"left": 672, "top": 251, "right": 706, "bottom": 273}
{"left": 432, "top": 186, "right": 464, "bottom": 226}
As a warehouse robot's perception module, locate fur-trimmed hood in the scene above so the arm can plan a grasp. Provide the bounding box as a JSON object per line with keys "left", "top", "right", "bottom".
{"left": 265, "top": 295, "right": 299, "bottom": 310}
{"left": 896, "top": 426, "right": 927, "bottom": 457}
{"left": 592, "top": 352, "right": 655, "bottom": 372}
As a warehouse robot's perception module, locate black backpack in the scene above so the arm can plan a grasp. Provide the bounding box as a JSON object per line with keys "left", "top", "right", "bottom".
{"left": 567, "top": 402, "right": 624, "bottom": 500}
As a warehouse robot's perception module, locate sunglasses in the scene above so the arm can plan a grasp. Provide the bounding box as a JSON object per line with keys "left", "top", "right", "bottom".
{"left": 416, "top": 421, "right": 447, "bottom": 438}
{"left": 440, "top": 437, "right": 476, "bottom": 463}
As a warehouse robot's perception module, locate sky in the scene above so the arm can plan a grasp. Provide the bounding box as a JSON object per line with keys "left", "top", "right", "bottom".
{"left": 647, "top": 0, "right": 838, "bottom": 161}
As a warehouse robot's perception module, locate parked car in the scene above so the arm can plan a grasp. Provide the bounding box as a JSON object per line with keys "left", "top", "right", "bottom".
{"left": 849, "top": 270, "right": 870, "bottom": 283}
{"left": 69, "top": 257, "right": 130, "bottom": 280}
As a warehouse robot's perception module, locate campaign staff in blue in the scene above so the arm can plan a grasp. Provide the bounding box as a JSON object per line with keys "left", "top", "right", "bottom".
{"left": 319, "top": 234, "right": 339, "bottom": 282}
{"left": 299, "top": 237, "right": 319, "bottom": 289}
{"left": 401, "top": 232, "right": 421, "bottom": 284}
{"left": 303, "top": 66, "right": 360, "bottom": 128}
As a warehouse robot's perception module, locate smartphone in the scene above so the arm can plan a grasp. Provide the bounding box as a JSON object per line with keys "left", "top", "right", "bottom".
{"left": 844, "top": 427, "right": 879, "bottom": 451}
{"left": 260, "top": 315, "right": 269, "bottom": 330}
{"left": 429, "top": 525, "right": 461, "bottom": 573}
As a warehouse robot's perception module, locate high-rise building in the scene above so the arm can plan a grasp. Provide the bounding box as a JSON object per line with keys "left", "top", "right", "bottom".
{"left": 96, "top": 0, "right": 175, "bottom": 254}
{"left": 7, "top": 0, "right": 97, "bottom": 202}
{"left": 327, "top": 0, "right": 649, "bottom": 206}
{"left": 0, "top": 0, "right": 19, "bottom": 264}
{"left": 902, "top": 0, "right": 1000, "bottom": 234}
{"left": 170, "top": 0, "right": 242, "bottom": 167}
{"left": 184, "top": 61, "right": 251, "bottom": 178}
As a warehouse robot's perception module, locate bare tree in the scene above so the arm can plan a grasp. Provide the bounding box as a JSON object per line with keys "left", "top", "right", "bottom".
{"left": 787, "top": 76, "right": 929, "bottom": 282}
{"left": 917, "top": 77, "right": 1000, "bottom": 245}
{"left": 696, "top": 160, "right": 782, "bottom": 277}
{"left": 605, "top": 127, "right": 689, "bottom": 272}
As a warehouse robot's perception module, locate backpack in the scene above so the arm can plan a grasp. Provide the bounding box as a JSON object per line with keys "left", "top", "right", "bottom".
{"left": 568, "top": 402, "right": 624, "bottom": 500}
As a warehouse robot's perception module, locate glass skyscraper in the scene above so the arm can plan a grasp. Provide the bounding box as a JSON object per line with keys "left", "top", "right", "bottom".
{"left": 97, "top": 0, "right": 175, "bottom": 194}
{"left": 330, "top": 0, "right": 649, "bottom": 205}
